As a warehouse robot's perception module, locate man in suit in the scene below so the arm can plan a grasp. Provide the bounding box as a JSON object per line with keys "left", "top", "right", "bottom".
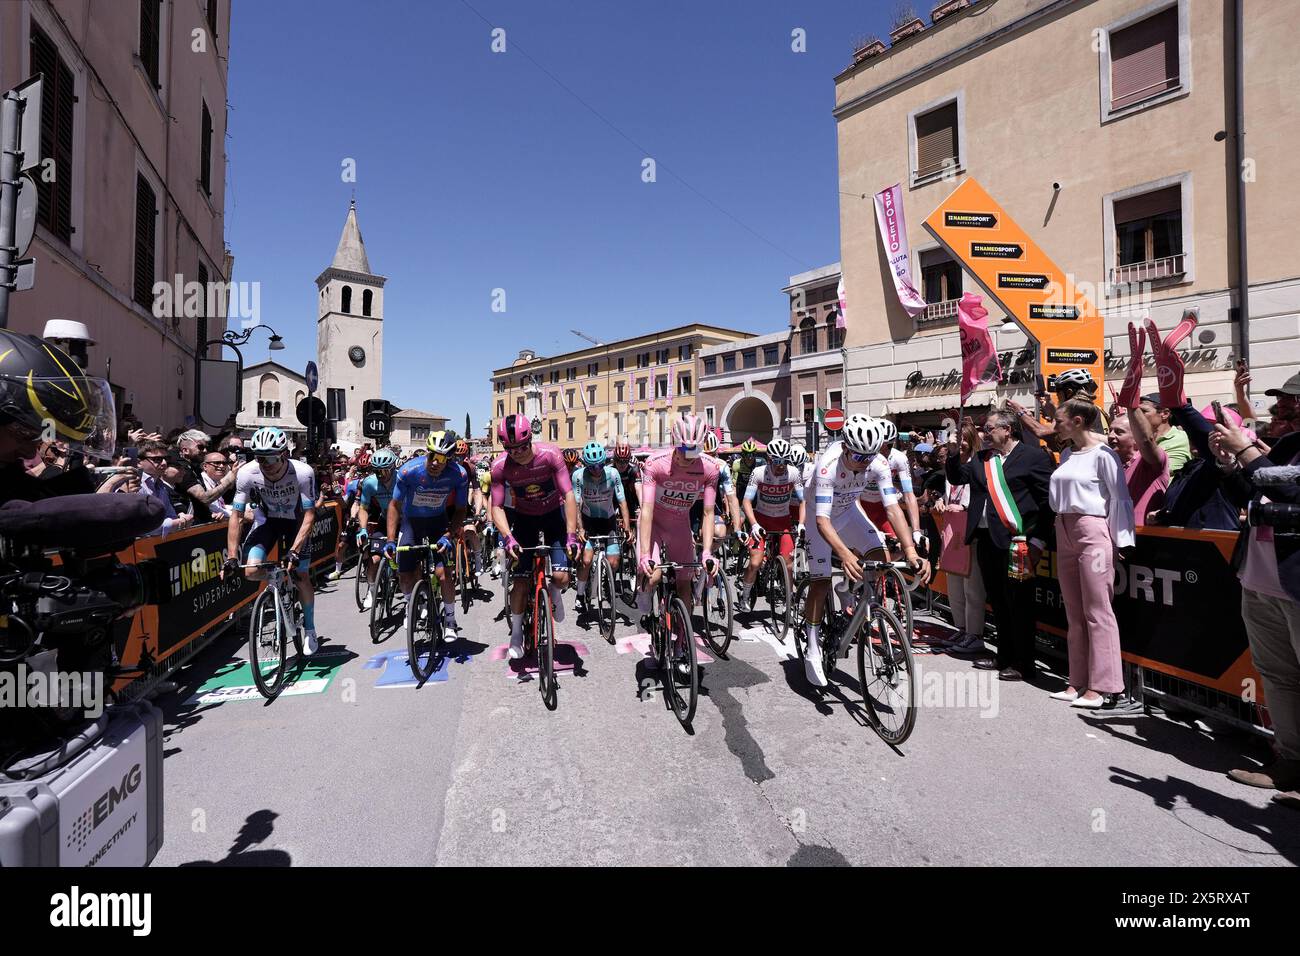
{"left": 945, "top": 408, "right": 1055, "bottom": 681}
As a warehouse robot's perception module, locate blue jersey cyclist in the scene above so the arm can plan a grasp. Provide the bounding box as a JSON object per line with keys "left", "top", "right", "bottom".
{"left": 571, "top": 440, "right": 631, "bottom": 609}
{"left": 384, "top": 430, "right": 470, "bottom": 638}
{"left": 355, "top": 448, "right": 398, "bottom": 610}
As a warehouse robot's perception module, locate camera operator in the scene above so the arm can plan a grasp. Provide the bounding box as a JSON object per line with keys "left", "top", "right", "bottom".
{"left": 0, "top": 330, "right": 117, "bottom": 506}
{"left": 1211, "top": 413, "right": 1300, "bottom": 807}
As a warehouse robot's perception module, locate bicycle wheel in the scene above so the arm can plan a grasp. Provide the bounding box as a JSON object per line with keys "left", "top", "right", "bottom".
{"left": 457, "top": 542, "right": 473, "bottom": 615}
{"left": 877, "top": 565, "right": 914, "bottom": 645}
{"left": 406, "top": 579, "right": 443, "bottom": 681}
{"left": 596, "top": 555, "right": 617, "bottom": 644}
{"left": 353, "top": 550, "right": 369, "bottom": 611}
{"left": 700, "top": 568, "right": 733, "bottom": 658}
{"left": 790, "top": 578, "right": 810, "bottom": 661}
{"left": 663, "top": 596, "right": 698, "bottom": 727}
{"left": 369, "top": 561, "right": 391, "bottom": 644}
{"left": 857, "top": 605, "right": 916, "bottom": 745}
{"left": 764, "top": 552, "right": 794, "bottom": 642}
{"left": 536, "top": 586, "right": 558, "bottom": 710}
{"left": 618, "top": 540, "right": 638, "bottom": 607}
{"left": 248, "top": 587, "right": 287, "bottom": 699}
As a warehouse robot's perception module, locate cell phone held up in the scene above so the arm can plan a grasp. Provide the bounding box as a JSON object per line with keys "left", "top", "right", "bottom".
{"left": 1211, "top": 400, "right": 1227, "bottom": 426}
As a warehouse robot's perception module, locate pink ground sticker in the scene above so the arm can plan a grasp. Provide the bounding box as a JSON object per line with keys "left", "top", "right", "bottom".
{"left": 614, "top": 631, "right": 713, "bottom": 665}
{"left": 492, "top": 640, "right": 590, "bottom": 679}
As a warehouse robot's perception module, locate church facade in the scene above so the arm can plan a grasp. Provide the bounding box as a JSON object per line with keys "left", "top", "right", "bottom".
{"left": 315, "top": 201, "right": 386, "bottom": 446}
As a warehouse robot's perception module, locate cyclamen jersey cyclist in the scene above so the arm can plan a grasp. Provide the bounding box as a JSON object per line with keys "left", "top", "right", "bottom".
{"left": 860, "top": 420, "right": 921, "bottom": 545}
{"left": 491, "top": 415, "right": 580, "bottom": 660}
{"left": 572, "top": 441, "right": 631, "bottom": 604}
{"left": 739, "top": 437, "right": 804, "bottom": 607}
{"left": 384, "top": 430, "right": 470, "bottom": 637}
{"left": 355, "top": 448, "right": 398, "bottom": 609}
{"left": 637, "top": 415, "right": 720, "bottom": 631}
{"left": 800, "top": 416, "right": 930, "bottom": 688}
{"left": 223, "top": 427, "right": 322, "bottom": 655}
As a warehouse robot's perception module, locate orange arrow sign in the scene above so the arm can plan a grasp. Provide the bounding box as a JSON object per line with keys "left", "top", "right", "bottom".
{"left": 923, "top": 178, "right": 1104, "bottom": 404}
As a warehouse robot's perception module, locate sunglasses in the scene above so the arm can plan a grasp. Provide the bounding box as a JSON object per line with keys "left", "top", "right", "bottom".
{"left": 204, "top": 460, "right": 229, "bottom": 468}
{"left": 429, "top": 453, "right": 449, "bottom": 465}
{"left": 506, "top": 441, "right": 532, "bottom": 453}
{"left": 142, "top": 454, "right": 168, "bottom": 464}
{"left": 846, "top": 450, "right": 874, "bottom": 463}
{"left": 257, "top": 454, "right": 285, "bottom": 465}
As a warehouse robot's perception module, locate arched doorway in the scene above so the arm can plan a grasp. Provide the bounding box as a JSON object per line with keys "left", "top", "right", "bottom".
{"left": 725, "top": 394, "right": 777, "bottom": 444}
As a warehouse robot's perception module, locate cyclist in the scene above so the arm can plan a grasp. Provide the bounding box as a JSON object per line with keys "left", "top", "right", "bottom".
{"left": 563, "top": 447, "right": 580, "bottom": 472}
{"left": 637, "top": 415, "right": 720, "bottom": 661}
{"left": 383, "top": 430, "right": 469, "bottom": 639}
{"left": 801, "top": 415, "right": 930, "bottom": 687}
{"left": 731, "top": 437, "right": 761, "bottom": 499}
{"left": 738, "top": 436, "right": 804, "bottom": 608}
{"left": 699, "top": 429, "right": 742, "bottom": 543}
{"left": 223, "top": 426, "right": 321, "bottom": 655}
{"left": 491, "top": 415, "right": 580, "bottom": 659}
{"left": 789, "top": 443, "right": 814, "bottom": 487}
{"left": 572, "top": 440, "right": 631, "bottom": 609}
{"left": 449, "top": 437, "right": 482, "bottom": 585}
{"left": 861, "top": 419, "right": 924, "bottom": 554}
{"left": 355, "top": 447, "right": 398, "bottom": 609}
{"left": 611, "top": 439, "right": 640, "bottom": 521}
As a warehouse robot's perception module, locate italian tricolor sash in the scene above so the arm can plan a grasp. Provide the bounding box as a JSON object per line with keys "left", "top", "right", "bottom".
{"left": 984, "top": 454, "right": 1023, "bottom": 535}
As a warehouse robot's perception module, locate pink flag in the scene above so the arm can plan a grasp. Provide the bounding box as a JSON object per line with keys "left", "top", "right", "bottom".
{"left": 836, "top": 277, "right": 847, "bottom": 331}
{"left": 873, "top": 184, "right": 927, "bottom": 317}
{"left": 958, "top": 292, "right": 1001, "bottom": 403}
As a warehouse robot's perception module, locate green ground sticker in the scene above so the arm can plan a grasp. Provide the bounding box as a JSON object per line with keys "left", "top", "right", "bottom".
{"left": 186, "top": 648, "right": 349, "bottom": 705}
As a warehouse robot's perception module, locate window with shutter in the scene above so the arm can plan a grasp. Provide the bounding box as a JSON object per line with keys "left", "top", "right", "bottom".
{"left": 139, "top": 0, "right": 161, "bottom": 89}
{"left": 200, "top": 102, "right": 213, "bottom": 195}
{"left": 197, "top": 261, "right": 209, "bottom": 354}
{"left": 133, "top": 174, "right": 157, "bottom": 310}
{"left": 206, "top": 0, "right": 219, "bottom": 39}
{"left": 1110, "top": 6, "right": 1179, "bottom": 111}
{"left": 914, "top": 101, "right": 958, "bottom": 179}
{"left": 920, "top": 248, "right": 963, "bottom": 302}
{"left": 30, "top": 25, "right": 75, "bottom": 244}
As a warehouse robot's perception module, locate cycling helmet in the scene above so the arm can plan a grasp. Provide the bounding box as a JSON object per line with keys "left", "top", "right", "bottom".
{"left": 454, "top": 438, "right": 469, "bottom": 458}
{"left": 612, "top": 439, "right": 632, "bottom": 461}
{"left": 497, "top": 414, "right": 532, "bottom": 448}
{"left": 563, "top": 447, "right": 580, "bottom": 467}
{"left": 840, "top": 414, "right": 887, "bottom": 456}
{"left": 356, "top": 450, "right": 372, "bottom": 469}
{"left": 702, "top": 430, "right": 719, "bottom": 455}
{"left": 739, "top": 438, "right": 759, "bottom": 455}
{"left": 1056, "top": 368, "right": 1097, "bottom": 392}
{"left": 370, "top": 448, "right": 397, "bottom": 470}
{"left": 427, "top": 430, "right": 458, "bottom": 455}
{"left": 766, "top": 437, "right": 792, "bottom": 463}
{"left": 249, "top": 426, "right": 289, "bottom": 455}
{"left": 878, "top": 418, "right": 898, "bottom": 444}
{"left": 0, "top": 329, "right": 116, "bottom": 459}
{"left": 671, "top": 413, "right": 709, "bottom": 449}
{"left": 581, "top": 441, "right": 607, "bottom": 467}
{"left": 788, "top": 443, "right": 807, "bottom": 467}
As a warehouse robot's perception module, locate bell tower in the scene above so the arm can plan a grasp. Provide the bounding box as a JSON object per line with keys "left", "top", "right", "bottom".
{"left": 315, "top": 200, "right": 386, "bottom": 445}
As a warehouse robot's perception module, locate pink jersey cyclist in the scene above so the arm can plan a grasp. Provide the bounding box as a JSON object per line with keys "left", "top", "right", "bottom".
{"left": 639, "top": 449, "right": 718, "bottom": 567}
{"left": 490, "top": 442, "right": 572, "bottom": 516}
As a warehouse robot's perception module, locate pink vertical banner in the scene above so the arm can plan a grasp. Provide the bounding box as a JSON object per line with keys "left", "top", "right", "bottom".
{"left": 873, "top": 183, "right": 927, "bottom": 317}
{"left": 666, "top": 364, "right": 675, "bottom": 404}
{"left": 957, "top": 292, "right": 1001, "bottom": 403}
{"left": 836, "top": 276, "right": 847, "bottom": 331}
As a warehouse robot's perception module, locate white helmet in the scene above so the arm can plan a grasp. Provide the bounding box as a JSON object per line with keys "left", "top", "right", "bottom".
{"left": 765, "top": 437, "right": 792, "bottom": 462}
{"left": 788, "top": 443, "right": 808, "bottom": 467}
{"left": 841, "top": 415, "right": 887, "bottom": 456}
{"left": 878, "top": 418, "right": 898, "bottom": 444}
{"left": 1056, "top": 368, "right": 1097, "bottom": 391}
{"left": 249, "top": 426, "right": 289, "bottom": 455}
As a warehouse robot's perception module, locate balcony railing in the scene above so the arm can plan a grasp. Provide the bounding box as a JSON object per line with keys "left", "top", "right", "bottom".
{"left": 918, "top": 297, "right": 961, "bottom": 325}
{"left": 1109, "top": 253, "right": 1185, "bottom": 287}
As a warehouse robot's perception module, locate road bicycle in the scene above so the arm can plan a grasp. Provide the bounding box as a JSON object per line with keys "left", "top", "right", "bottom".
{"left": 748, "top": 527, "right": 797, "bottom": 642}
{"left": 580, "top": 531, "right": 623, "bottom": 644}
{"left": 642, "top": 543, "right": 703, "bottom": 730}
{"left": 395, "top": 539, "right": 450, "bottom": 682}
{"left": 878, "top": 534, "right": 915, "bottom": 641}
{"left": 695, "top": 539, "right": 734, "bottom": 659}
{"left": 615, "top": 522, "right": 639, "bottom": 608}
{"left": 791, "top": 558, "right": 917, "bottom": 745}
{"left": 243, "top": 558, "right": 306, "bottom": 700}
{"left": 508, "top": 536, "right": 564, "bottom": 711}
{"left": 452, "top": 527, "right": 476, "bottom": 615}
{"left": 354, "top": 533, "right": 387, "bottom": 611}
{"left": 368, "top": 548, "right": 399, "bottom": 644}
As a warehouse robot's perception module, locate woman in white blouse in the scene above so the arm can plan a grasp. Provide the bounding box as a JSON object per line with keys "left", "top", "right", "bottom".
{"left": 1049, "top": 399, "right": 1136, "bottom": 708}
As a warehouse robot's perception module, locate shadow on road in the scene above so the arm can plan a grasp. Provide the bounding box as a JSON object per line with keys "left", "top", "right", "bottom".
{"left": 179, "top": 809, "right": 293, "bottom": 867}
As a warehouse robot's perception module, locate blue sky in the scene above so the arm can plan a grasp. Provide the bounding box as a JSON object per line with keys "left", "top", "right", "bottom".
{"left": 226, "top": 0, "right": 896, "bottom": 430}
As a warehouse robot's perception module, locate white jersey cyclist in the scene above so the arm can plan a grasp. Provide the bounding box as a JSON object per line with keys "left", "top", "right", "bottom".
{"left": 233, "top": 458, "right": 316, "bottom": 525}
{"left": 859, "top": 447, "right": 911, "bottom": 502}
{"left": 804, "top": 442, "right": 894, "bottom": 577}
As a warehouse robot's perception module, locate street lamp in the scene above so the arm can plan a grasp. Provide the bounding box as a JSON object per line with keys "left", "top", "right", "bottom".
{"left": 194, "top": 324, "right": 286, "bottom": 429}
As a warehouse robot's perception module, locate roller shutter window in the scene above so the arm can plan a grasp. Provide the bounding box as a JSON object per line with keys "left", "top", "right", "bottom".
{"left": 200, "top": 101, "right": 213, "bottom": 196}
{"left": 914, "top": 101, "right": 958, "bottom": 179}
{"left": 30, "top": 25, "right": 75, "bottom": 243}
{"left": 133, "top": 174, "right": 157, "bottom": 310}
{"left": 139, "top": 0, "right": 161, "bottom": 89}
{"left": 1110, "top": 6, "right": 1179, "bottom": 111}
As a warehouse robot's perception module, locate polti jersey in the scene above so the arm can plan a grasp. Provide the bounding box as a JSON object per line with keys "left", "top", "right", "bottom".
{"left": 232, "top": 459, "right": 316, "bottom": 526}
{"left": 745, "top": 463, "right": 805, "bottom": 518}
{"left": 811, "top": 443, "right": 896, "bottom": 521}
{"left": 358, "top": 473, "right": 395, "bottom": 515}
{"left": 490, "top": 443, "right": 571, "bottom": 517}
{"left": 393, "top": 457, "right": 469, "bottom": 518}
{"left": 572, "top": 465, "right": 625, "bottom": 519}
{"left": 641, "top": 451, "right": 718, "bottom": 519}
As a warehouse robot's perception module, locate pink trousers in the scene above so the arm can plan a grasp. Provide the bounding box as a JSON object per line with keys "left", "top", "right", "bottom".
{"left": 1055, "top": 514, "right": 1124, "bottom": 694}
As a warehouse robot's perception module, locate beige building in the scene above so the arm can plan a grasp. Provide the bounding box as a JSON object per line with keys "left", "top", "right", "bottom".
{"left": 237, "top": 360, "right": 308, "bottom": 440}
{"left": 835, "top": 0, "right": 1300, "bottom": 424}
{"left": 489, "top": 324, "right": 754, "bottom": 452}
{"left": 1, "top": 0, "right": 232, "bottom": 432}
{"left": 389, "top": 408, "right": 448, "bottom": 453}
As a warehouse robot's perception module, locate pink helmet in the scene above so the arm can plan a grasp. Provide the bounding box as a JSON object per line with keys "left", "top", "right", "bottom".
{"left": 671, "top": 413, "right": 709, "bottom": 448}
{"left": 497, "top": 414, "right": 532, "bottom": 448}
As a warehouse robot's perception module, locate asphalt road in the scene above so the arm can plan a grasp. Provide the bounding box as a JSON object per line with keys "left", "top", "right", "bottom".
{"left": 150, "top": 566, "right": 1299, "bottom": 867}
